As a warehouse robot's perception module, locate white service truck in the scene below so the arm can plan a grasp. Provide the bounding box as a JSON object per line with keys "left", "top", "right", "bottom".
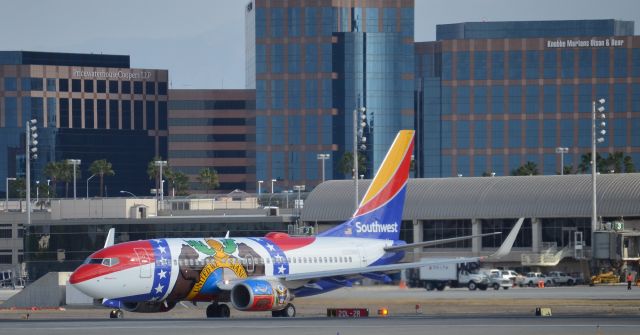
{"left": 407, "top": 259, "right": 489, "bottom": 291}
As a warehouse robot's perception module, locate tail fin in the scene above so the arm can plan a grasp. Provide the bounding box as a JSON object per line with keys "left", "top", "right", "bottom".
{"left": 319, "top": 130, "right": 415, "bottom": 240}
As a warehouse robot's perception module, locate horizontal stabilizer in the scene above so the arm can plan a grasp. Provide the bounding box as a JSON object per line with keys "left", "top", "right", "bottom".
{"left": 384, "top": 232, "right": 501, "bottom": 252}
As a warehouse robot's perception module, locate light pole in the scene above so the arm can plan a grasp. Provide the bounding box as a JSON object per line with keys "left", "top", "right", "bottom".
{"left": 283, "top": 190, "right": 292, "bottom": 209}
{"left": 154, "top": 160, "right": 167, "bottom": 210}
{"left": 592, "top": 98, "right": 606, "bottom": 262}
{"left": 257, "top": 180, "right": 263, "bottom": 196}
{"left": 353, "top": 106, "right": 367, "bottom": 212}
{"left": 271, "top": 179, "right": 276, "bottom": 194}
{"left": 316, "top": 154, "right": 330, "bottom": 183}
{"left": 86, "top": 174, "right": 96, "bottom": 198}
{"left": 26, "top": 119, "right": 38, "bottom": 225}
{"left": 35, "top": 181, "right": 39, "bottom": 205}
{"left": 555, "top": 147, "right": 569, "bottom": 175}
{"left": 46, "top": 179, "right": 50, "bottom": 204}
{"left": 119, "top": 190, "right": 137, "bottom": 198}
{"left": 293, "top": 185, "right": 305, "bottom": 218}
{"left": 67, "top": 159, "right": 81, "bottom": 200}
{"left": 5, "top": 177, "right": 16, "bottom": 212}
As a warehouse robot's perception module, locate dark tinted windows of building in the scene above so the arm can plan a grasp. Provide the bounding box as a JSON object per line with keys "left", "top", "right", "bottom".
{"left": 97, "top": 100, "right": 106, "bottom": 129}
{"left": 84, "top": 79, "right": 93, "bottom": 93}
{"left": 109, "top": 100, "right": 118, "bottom": 129}
{"left": 72, "top": 99, "right": 81, "bottom": 127}
{"left": 158, "top": 82, "right": 167, "bottom": 95}
{"left": 59, "top": 99, "right": 69, "bottom": 128}
{"left": 146, "top": 82, "right": 155, "bottom": 95}
{"left": 97, "top": 80, "right": 106, "bottom": 93}
{"left": 134, "top": 100, "right": 143, "bottom": 129}
{"left": 59, "top": 79, "right": 69, "bottom": 92}
{"left": 72, "top": 79, "right": 81, "bottom": 92}
{"left": 84, "top": 100, "right": 94, "bottom": 128}
{"left": 121, "top": 81, "right": 131, "bottom": 94}
{"left": 108, "top": 81, "right": 118, "bottom": 93}
{"left": 146, "top": 101, "right": 155, "bottom": 130}
{"left": 122, "top": 100, "right": 131, "bottom": 129}
{"left": 134, "top": 81, "right": 143, "bottom": 94}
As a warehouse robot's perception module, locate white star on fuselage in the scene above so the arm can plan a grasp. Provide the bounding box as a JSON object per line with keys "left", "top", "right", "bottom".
{"left": 266, "top": 243, "right": 275, "bottom": 252}
{"left": 158, "top": 269, "right": 167, "bottom": 279}
{"left": 154, "top": 284, "right": 164, "bottom": 294}
{"left": 278, "top": 265, "right": 286, "bottom": 274}
{"left": 157, "top": 245, "right": 166, "bottom": 254}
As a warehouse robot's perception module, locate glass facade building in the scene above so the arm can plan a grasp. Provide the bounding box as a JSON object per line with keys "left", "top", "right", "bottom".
{"left": 168, "top": 89, "right": 256, "bottom": 193}
{"left": 415, "top": 20, "right": 640, "bottom": 177}
{"left": 245, "top": 0, "right": 414, "bottom": 190}
{"left": 0, "top": 51, "right": 168, "bottom": 197}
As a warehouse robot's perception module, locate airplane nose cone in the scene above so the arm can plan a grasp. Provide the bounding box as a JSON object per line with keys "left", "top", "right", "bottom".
{"left": 69, "top": 265, "right": 101, "bottom": 298}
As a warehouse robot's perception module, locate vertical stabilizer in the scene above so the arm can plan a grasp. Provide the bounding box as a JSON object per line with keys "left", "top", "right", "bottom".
{"left": 319, "top": 130, "right": 415, "bottom": 240}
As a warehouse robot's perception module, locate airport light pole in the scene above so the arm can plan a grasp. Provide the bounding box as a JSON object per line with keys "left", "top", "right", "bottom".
{"left": 316, "top": 154, "right": 330, "bottom": 183}
{"left": 353, "top": 106, "right": 367, "bottom": 212}
{"left": 293, "top": 185, "right": 305, "bottom": 218}
{"left": 271, "top": 179, "right": 276, "bottom": 194}
{"left": 555, "top": 147, "right": 569, "bottom": 175}
{"left": 591, "top": 98, "right": 606, "bottom": 264}
{"left": 86, "top": 174, "right": 96, "bottom": 198}
{"left": 119, "top": 190, "right": 137, "bottom": 198}
{"left": 5, "top": 177, "right": 16, "bottom": 212}
{"left": 27, "top": 119, "right": 38, "bottom": 225}
{"left": 154, "top": 160, "right": 167, "bottom": 210}
{"left": 67, "top": 159, "right": 81, "bottom": 201}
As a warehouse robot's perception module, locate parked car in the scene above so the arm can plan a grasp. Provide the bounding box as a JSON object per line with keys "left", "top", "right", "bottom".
{"left": 483, "top": 269, "right": 512, "bottom": 290}
{"left": 547, "top": 271, "right": 577, "bottom": 286}
{"left": 518, "top": 272, "right": 553, "bottom": 287}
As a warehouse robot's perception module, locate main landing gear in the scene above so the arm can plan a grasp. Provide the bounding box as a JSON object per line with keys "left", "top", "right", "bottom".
{"left": 271, "top": 303, "right": 296, "bottom": 318}
{"left": 206, "top": 303, "right": 231, "bottom": 318}
{"left": 109, "top": 309, "right": 124, "bottom": 319}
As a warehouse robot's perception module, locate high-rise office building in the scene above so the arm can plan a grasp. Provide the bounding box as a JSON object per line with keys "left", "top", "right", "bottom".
{"left": 415, "top": 20, "right": 640, "bottom": 177}
{"left": 168, "top": 89, "right": 256, "bottom": 193}
{"left": 0, "top": 51, "right": 168, "bottom": 197}
{"left": 245, "top": 0, "right": 414, "bottom": 191}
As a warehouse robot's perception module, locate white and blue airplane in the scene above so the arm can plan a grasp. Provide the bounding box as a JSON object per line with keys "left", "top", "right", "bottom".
{"left": 70, "top": 130, "right": 503, "bottom": 318}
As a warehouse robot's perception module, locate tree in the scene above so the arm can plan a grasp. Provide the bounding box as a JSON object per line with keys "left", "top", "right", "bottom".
{"left": 44, "top": 161, "right": 66, "bottom": 198}
{"left": 560, "top": 165, "right": 574, "bottom": 175}
{"left": 511, "top": 161, "right": 539, "bottom": 176}
{"left": 173, "top": 171, "right": 190, "bottom": 196}
{"left": 89, "top": 159, "right": 115, "bottom": 197}
{"left": 578, "top": 152, "right": 636, "bottom": 174}
{"left": 197, "top": 168, "right": 219, "bottom": 194}
{"left": 55, "top": 160, "right": 76, "bottom": 198}
{"left": 338, "top": 152, "right": 368, "bottom": 178}
{"left": 9, "top": 178, "right": 26, "bottom": 211}
{"left": 147, "top": 156, "right": 164, "bottom": 196}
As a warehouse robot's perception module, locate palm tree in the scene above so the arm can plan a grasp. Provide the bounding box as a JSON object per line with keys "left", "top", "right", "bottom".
{"left": 511, "top": 161, "right": 539, "bottom": 176}
{"left": 89, "top": 159, "right": 115, "bottom": 197}
{"left": 57, "top": 160, "right": 76, "bottom": 198}
{"left": 338, "top": 152, "right": 367, "bottom": 178}
{"left": 197, "top": 168, "right": 219, "bottom": 194}
{"left": 44, "top": 161, "right": 66, "bottom": 198}
{"left": 147, "top": 156, "right": 164, "bottom": 196}
{"left": 173, "top": 171, "right": 190, "bottom": 196}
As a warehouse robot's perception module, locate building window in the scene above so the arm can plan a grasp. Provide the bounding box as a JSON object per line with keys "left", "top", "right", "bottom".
{"left": 121, "top": 81, "right": 131, "bottom": 94}
{"left": 122, "top": 100, "right": 131, "bottom": 129}
{"left": 46, "top": 78, "right": 56, "bottom": 91}
{"left": 85, "top": 100, "right": 94, "bottom": 128}
{"left": 145, "top": 82, "right": 155, "bottom": 95}
{"left": 84, "top": 80, "right": 94, "bottom": 93}
{"left": 109, "top": 100, "right": 118, "bottom": 129}
{"left": 424, "top": 220, "right": 472, "bottom": 248}
{"left": 96, "top": 80, "right": 106, "bottom": 93}
{"left": 58, "top": 79, "right": 69, "bottom": 92}
{"left": 491, "top": 52, "right": 504, "bottom": 80}
{"left": 60, "top": 98, "right": 69, "bottom": 128}
{"left": 72, "top": 99, "right": 81, "bottom": 128}
{"left": 109, "top": 81, "right": 118, "bottom": 94}
{"left": 146, "top": 101, "right": 155, "bottom": 130}
{"left": 133, "top": 81, "right": 143, "bottom": 95}
{"left": 97, "top": 100, "right": 106, "bottom": 129}
{"left": 134, "top": 100, "right": 143, "bottom": 129}
{"left": 72, "top": 79, "right": 82, "bottom": 93}
{"left": 4, "top": 77, "right": 17, "bottom": 91}
{"left": 158, "top": 82, "right": 167, "bottom": 96}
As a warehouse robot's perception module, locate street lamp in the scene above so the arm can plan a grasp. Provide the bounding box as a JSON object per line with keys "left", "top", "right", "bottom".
{"left": 592, "top": 98, "right": 606, "bottom": 255}
{"left": 283, "top": 190, "right": 292, "bottom": 209}
{"left": 119, "top": 190, "right": 137, "bottom": 198}
{"left": 271, "top": 179, "right": 277, "bottom": 194}
{"left": 154, "top": 160, "right": 167, "bottom": 210}
{"left": 555, "top": 147, "right": 569, "bottom": 175}
{"left": 26, "top": 119, "right": 38, "bottom": 225}
{"left": 257, "top": 180, "right": 263, "bottom": 196}
{"left": 86, "top": 174, "right": 96, "bottom": 198}
{"left": 293, "top": 185, "right": 305, "bottom": 218}
{"left": 67, "top": 159, "right": 81, "bottom": 200}
{"left": 5, "top": 177, "right": 16, "bottom": 212}
{"left": 35, "top": 180, "right": 39, "bottom": 206}
{"left": 316, "top": 154, "right": 330, "bottom": 183}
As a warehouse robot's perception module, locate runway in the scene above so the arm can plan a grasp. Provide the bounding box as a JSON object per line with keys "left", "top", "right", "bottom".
{"left": 1, "top": 285, "right": 640, "bottom": 334}
{"left": 1, "top": 316, "right": 639, "bottom": 335}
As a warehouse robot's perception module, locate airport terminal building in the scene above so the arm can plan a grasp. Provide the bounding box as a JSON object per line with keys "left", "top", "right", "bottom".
{"left": 0, "top": 51, "right": 169, "bottom": 198}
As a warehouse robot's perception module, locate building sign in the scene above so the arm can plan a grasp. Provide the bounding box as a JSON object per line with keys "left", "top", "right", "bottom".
{"left": 73, "top": 70, "right": 152, "bottom": 80}
{"left": 546, "top": 38, "right": 624, "bottom": 48}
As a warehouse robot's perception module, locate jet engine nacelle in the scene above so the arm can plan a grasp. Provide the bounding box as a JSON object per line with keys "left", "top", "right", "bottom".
{"left": 122, "top": 301, "right": 177, "bottom": 313}
{"left": 230, "top": 279, "right": 292, "bottom": 311}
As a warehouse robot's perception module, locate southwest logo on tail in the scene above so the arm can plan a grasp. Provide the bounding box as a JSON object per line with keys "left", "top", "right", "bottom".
{"left": 320, "top": 130, "right": 414, "bottom": 240}
{"left": 70, "top": 130, "right": 509, "bottom": 319}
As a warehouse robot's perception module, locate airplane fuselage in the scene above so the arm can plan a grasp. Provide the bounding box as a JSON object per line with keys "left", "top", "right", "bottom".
{"left": 70, "top": 233, "right": 402, "bottom": 303}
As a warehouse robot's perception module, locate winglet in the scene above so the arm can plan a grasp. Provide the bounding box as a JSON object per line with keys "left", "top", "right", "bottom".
{"left": 489, "top": 218, "right": 524, "bottom": 259}
{"left": 104, "top": 228, "right": 115, "bottom": 248}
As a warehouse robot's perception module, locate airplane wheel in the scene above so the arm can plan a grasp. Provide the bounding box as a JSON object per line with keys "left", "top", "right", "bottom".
{"left": 283, "top": 303, "right": 296, "bottom": 317}
{"left": 218, "top": 304, "right": 231, "bottom": 318}
{"left": 206, "top": 303, "right": 219, "bottom": 318}
{"left": 110, "top": 309, "right": 123, "bottom": 319}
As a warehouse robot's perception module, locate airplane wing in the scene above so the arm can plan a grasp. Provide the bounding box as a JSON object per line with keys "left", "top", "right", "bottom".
{"left": 280, "top": 257, "right": 480, "bottom": 282}
{"left": 384, "top": 232, "right": 501, "bottom": 252}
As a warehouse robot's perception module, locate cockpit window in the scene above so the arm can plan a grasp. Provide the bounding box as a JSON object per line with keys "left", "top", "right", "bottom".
{"left": 101, "top": 258, "right": 119, "bottom": 267}
{"left": 84, "top": 258, "right": 103, "bottom": 265}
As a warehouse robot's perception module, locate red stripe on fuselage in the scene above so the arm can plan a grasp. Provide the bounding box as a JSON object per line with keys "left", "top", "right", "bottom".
{"left": 265, "top": 235, "right": 316, "bottom": 251}
{"left": 69, "top": 240, "right": 155, "bottom": 284}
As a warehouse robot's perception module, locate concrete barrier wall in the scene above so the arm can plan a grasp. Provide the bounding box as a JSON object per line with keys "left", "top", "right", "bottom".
{"left": 1, "top": 272, "right": 70, "bottom": 308}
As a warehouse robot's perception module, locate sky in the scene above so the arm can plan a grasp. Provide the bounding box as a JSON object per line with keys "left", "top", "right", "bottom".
{"left": 1, "top": 0, "right": 638, "bottom": 89}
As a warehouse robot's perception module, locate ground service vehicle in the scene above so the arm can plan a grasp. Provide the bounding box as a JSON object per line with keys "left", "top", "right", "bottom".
{"left": 547, "top": 271, "right": 576, "bottom": 285}
{"left": 408, "top": 260, "right": 489, "bottom": 291}
{"left": 484, "top": 269, "right": 513, "bottom": 290}
{"left": 519, "top": 272, "right": 553, "bottom": 287}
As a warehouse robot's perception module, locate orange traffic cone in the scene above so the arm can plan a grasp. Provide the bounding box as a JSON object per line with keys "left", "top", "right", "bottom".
{"left": 399, "top": 280, "right": 407, "bottom": 289}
